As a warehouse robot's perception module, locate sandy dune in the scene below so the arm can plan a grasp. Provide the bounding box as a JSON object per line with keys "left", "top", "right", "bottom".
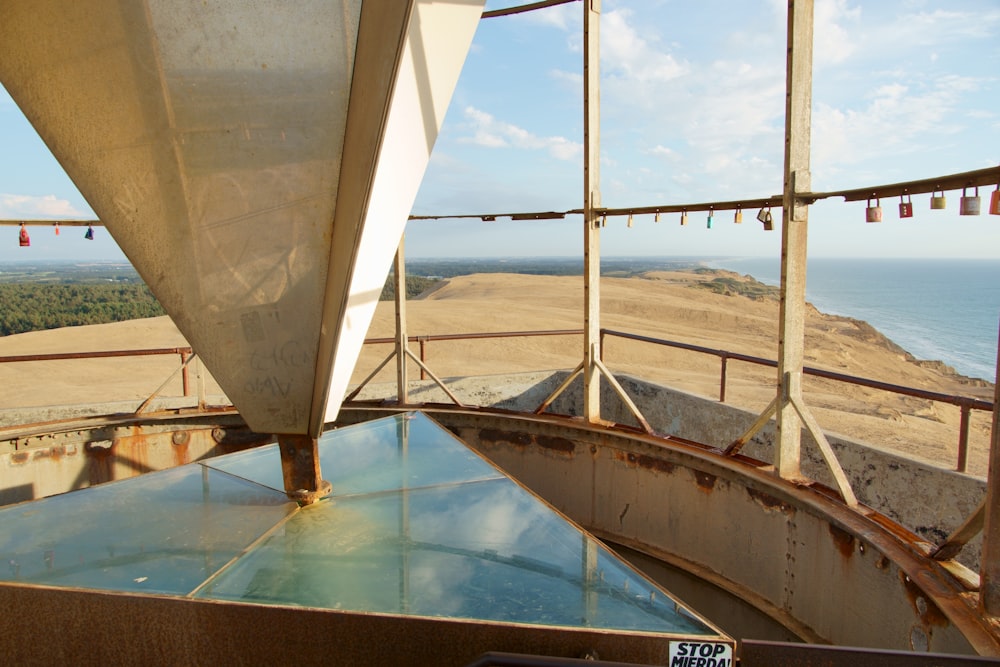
{"left": 1, "top": 270, "right": 994, "bottom": 475}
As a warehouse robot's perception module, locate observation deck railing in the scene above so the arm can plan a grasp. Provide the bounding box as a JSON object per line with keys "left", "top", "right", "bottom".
{"left": 0, "top": 328, "right": 993, "bottom": 473}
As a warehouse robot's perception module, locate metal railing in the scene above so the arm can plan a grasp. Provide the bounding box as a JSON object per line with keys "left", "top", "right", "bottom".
{"left": 1, "top": 330, "right": 993, "bottom": 472}
{"left": 600, "top": 329, "right": 993, "bottom": 472}
{"left": 0, "top": 346, "right": 197, "bottom": 406}
{"left": 360, "top": 327, "right": 993, "bottom": 473}
{"left": 363, "top": 329, "right": 583, "bottom": 380}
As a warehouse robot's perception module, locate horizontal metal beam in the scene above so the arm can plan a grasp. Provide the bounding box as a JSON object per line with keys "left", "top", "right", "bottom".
{"left": 740, "top": 639, "right": 1000, "bottom": 666}
{"left": 4, "top": 166, "right": 997, "bottom": 228}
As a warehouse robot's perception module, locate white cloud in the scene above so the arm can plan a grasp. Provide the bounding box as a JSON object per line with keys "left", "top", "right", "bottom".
{"left": 458, "top": 106, "right": 582, "bottom": 161}
{"left": 814, "top": 0, "right": 862, "bottom": 66}
{"left": 647, "top": 145, "right": 680, "bottom": 160}
{"left": 813, "top": 74, "right": 978, "bottom": 172}
{"left": 0, "top": 193, "right": 86, "bottom": 218}
{"left": 601, "top": 9, "right": 688, "bottom": 84}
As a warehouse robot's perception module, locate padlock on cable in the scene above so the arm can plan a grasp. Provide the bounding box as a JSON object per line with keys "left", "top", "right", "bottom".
{"left": 757, "top": 205, "right": 773, "bottom": 231}
{"left": 680, "top": 210, "right": 688, "bottom": 226}
{"left": 990, "top": 186, "right": 1000, "bottom": 216}
{"left": 930, "top": 189, "right": 947, "bottom": 210}
{"left": 734, "top": 206, "right": 743, "bottom": 224}
{"left": 707, "top": 208, "right": 714, "bottom": 229}
{"left": 84, "top": 225, "right": 95, "bottom": 240}
{"left": 866, "top": 197, "right": 882, "bottom": 223}
{"left": 960, "top": 186, "right": 981, "bottom": 216}
{"left": 899, "top": 194, "right": 913, "bottom": 219}
{"left": 18, "top": 223, "right": 30, "bottom": 247}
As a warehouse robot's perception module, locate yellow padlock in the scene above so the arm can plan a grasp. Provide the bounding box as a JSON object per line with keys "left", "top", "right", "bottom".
{"left": 930, "top": 189, "right": 947, "bottom": 210}
{"left": 734, "top": 206, "right": 743, "bottom": 224}
{"left": 680, "top": 210, "right": 688, "bottom": 226}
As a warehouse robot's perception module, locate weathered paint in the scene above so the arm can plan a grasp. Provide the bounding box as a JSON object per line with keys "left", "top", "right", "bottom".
{"left": 1, "top": 405, "right": 997, "bottom": 655}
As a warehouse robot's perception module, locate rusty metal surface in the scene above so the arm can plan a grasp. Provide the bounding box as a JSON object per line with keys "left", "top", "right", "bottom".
{"left": 2, "top": 405, "right": 998, "bottom": 655}
{"left": 740, "top": 639, "right": 1000, "bottom": 665}
{"left": 0, "top": 583, "right": 677, "bottom": 666}
{"left": 0, "top": 347, "right": 192, "bottom": 364}
{"left": 0, "top": 413, "right": 261, "bottom": 505}
{"left": 341, "top": 407, "right": 1000, "bottom": 656}
{"left": 464, "top": 651, "right": 647, "bottom": 666}
{"left": 277, "top": 433, "right": 331, "bottom": 504}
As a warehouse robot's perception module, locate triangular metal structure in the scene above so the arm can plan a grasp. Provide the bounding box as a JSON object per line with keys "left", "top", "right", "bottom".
{"left": 0, "top": 0, "right": 483, "bottom": 437}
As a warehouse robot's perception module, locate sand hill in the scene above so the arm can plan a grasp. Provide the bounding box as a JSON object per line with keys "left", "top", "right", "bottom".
{"left": 1, "top": 270, "right": 994, "bottom": 475}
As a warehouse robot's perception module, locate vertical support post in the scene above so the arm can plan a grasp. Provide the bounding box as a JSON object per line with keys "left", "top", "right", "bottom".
{"left": 582, "top": 535, "right": 598, "bottom": 624}
{"left": 583, "top": 0, "right": 602, "bottom": 423}
{"left": 394, "top": 237, "right": 409, "bottom": 404}
{"left": 195, "top": 356, "right": 206, "bottom": 408}
{"left": 180, "top": 351, "right": 190, "bottom": 397}
{"left": 277, "top": 434, "right": 332, "bottom": 505}
{"left": 719, "top": 355, "right": 728, "bottom": 403}
{"left": 775, "top": 0, "right": 813, "bottom": 480}
{"left": 957, "top": 404, "right": 971, "bottom": 473}
{"left": 980, "top": 325, "right": 1000, "bottom": 615}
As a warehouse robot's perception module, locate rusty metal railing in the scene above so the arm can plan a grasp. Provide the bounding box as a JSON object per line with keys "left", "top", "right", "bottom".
{"left": 600, "top": 329, "right": 994, "bottom": 473}
{"left": 0, "top": 346, "right": 196, "bottom": 402}
{"left": 1, "top": 331, "right": 993, "bottom": 473}
{"left": 364, "top": 330, "right": 583, "bottom": 380}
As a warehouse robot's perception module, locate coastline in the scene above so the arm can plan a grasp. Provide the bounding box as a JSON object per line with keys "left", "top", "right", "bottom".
{"left": 0, "top": 268, "right": 994, "bottom": 475}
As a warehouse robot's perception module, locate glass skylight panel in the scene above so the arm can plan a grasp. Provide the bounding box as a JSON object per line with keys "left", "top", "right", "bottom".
{"left": 0, "top": 465, "right": 295, "bottom": 595}
{"left": 0, "top": 412, "right": 721, "bottom": 639}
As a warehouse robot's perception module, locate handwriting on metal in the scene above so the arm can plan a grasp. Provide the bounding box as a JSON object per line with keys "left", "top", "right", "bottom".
{"left": 243, "top": 341, "right": 312, "bottom": 398}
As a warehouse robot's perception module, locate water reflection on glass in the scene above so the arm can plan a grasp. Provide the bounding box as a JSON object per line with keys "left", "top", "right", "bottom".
{"left": 0, "top": 465, "right": 294, "bottom": 595}
{"left": 0, "top": 412, "right": 718, "bottom": 637}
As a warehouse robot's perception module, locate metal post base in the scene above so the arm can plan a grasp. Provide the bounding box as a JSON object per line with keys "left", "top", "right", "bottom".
{"left": 277, "top": 434, "right": 332, "bottom": 505}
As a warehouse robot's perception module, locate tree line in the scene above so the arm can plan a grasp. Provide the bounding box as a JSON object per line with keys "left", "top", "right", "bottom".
{"left": 1, "top": 276, "right": 444, "bottom": 337}
{"left": 0, "top": 283, "right": 166, "bottom": 336}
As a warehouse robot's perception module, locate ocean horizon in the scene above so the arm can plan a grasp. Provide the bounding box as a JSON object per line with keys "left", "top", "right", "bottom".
{"left": 4, "top": 255, "right": 997, "bottom": 383}
{"left": 709, "top": 257, "right": 1000, "bottom": 382}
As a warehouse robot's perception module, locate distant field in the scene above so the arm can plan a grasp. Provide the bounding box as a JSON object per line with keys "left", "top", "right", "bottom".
{"left": 0, "top": 258, "right": 715, "bottom": 336}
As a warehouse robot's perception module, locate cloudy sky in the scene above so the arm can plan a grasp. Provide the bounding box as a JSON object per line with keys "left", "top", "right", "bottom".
{"left": 2, "top": 0, "right": 999, "bottom": 261}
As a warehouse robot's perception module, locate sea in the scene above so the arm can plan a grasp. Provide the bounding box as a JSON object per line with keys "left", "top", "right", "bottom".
{"left": 707, "top": 257, "right": 1000, "bottom": 382}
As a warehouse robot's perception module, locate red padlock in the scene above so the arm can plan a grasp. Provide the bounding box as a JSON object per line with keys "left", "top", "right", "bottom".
{"left": 18, "top": 223, "right": 30, "bottom": 247}
{"left": 990, "top": 186, "right": 1000, "bottom": 216}
{"left": 899, "top": 194, "right": 913, "bottom": 219}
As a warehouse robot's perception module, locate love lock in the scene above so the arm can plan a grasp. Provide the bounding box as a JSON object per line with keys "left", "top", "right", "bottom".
{"left": 930, "top": 189, "right": 947, "bottom": 210}
{"left": 899, "top": 194, "right": 913, "bottom": 219}
{"left": 959, "top": 186, "right": 981, "bottom": 216}
{"left": 866, "top": 197, "right": 882, "bottom": 223}
{"left": 991, "top": 185, "right": 1000, "bottom": 216}
{"left": 757, "top": 205, "right": 773, "bottom": 231}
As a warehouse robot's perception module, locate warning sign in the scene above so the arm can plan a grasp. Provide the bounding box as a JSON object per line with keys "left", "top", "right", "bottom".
{"left": 668, "top": 641, "right": 734, "bottom": 667}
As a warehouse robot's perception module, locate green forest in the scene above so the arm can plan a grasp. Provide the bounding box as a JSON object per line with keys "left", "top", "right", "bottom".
{"left": 0, "top": 283, "right": 166, "bottom": 335}
{"left": 0, "top": 275, "right": 444, "bottom": 337}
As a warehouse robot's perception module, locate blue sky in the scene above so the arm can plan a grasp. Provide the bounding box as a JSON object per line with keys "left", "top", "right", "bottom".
{"left": 2, "top": 0, "right": 999, "bottom": 261}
